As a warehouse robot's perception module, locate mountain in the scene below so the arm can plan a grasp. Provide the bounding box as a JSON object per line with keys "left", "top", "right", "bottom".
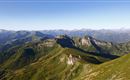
{"left": 0, "top": 30, "right": 54, "bottom": 51}
{"left": 73, "top": 36, "right": 130, "bottom": 56}
{"left": 1, "top": 29, "right": 130, "bottom": 43}
{"left": 41, "top": 29, "right": 130, "bottom": 43}
{"left": 0, "top": 35, "right": 130, "bottom": 80}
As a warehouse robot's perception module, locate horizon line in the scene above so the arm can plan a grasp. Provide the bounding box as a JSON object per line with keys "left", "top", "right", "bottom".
{"left": 0, "top": 28, "right": 129, "bottom": 31}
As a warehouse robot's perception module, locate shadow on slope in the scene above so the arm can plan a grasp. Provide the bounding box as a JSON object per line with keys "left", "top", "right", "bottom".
{"left": 56, "top": 35, "right": 119, "bottom": 63}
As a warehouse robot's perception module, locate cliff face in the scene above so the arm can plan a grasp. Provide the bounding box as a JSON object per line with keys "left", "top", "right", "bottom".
{"left": 74, "top": 36, "right": 112, "bottom": 47}
{"left": 81, "top": 36, "right": 91, "bottom": 46}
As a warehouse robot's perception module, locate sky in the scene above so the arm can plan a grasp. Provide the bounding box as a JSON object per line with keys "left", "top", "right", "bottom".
{"left": 0, "top": 0, "right": 130, "bottom": 30}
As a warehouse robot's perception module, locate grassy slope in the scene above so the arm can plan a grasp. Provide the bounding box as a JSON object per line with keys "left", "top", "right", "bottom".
{"left": 3, "top": 45, "right": 102, "bottom": 80}
{"left": 8, "top": 46, "right": 130, "bottom": 80}
{"left": 1, "top": 40, "right": 130, "bottom": 80}
{"left": 80, "top": 53, "right": 130, "bottom": 80}
{"left": 0, "top": 41, "right": 57, "bottom": 70}
{"left": 4, "top": 44, "right": 128, "bottom": 80}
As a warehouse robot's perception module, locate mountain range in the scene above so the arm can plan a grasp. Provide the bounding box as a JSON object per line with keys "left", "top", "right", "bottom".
{"left": 40, "top": 29, "right": 130, "bottom": 43}
{"left": 0, "top": 30, "right": 130, "bottom": 80}
{"left": 1, "top": 29, "right": 130, "bottom": 43}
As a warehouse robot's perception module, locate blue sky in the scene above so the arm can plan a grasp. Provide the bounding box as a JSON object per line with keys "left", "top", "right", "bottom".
{"left": 0, "top": 0, "right": 130, "bottom": 30}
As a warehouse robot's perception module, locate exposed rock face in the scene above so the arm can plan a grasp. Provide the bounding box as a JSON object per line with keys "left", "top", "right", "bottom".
{"left": 92, "top": 38, "right": 112, "bottom": 47}
{"left": 72, "top": 36, "right": 91, "bottom": 47}
{"left": 78, "top": 36, "right": 111, "bottom": 47}
{"left": 67, "top": 54, "right": 78, "bottom": 65}
{"left": 81, "top": 36, "right": 91, "bottom": 46}
{"left": 56, "top": 35, "right": 112, "bottom": 48}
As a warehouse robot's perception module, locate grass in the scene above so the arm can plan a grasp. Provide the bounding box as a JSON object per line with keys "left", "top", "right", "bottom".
{"left": 1, "top": 38, "right": 130, "bottom": 80}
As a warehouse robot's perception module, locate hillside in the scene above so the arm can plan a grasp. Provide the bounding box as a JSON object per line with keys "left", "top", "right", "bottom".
{"left": 79, "top": 53, "right": 130, "bottom": 80}
{"left": 73, "top": 35, "right": 130, "bottom": 56}
{"left": 0, "top": 43, "right": 115, "bottom": 80}
{"left": 0, "top": 35, "right": 130, "bottom": 80}
{"left": 0, "top": 31, "right": 54, "bottom": 52}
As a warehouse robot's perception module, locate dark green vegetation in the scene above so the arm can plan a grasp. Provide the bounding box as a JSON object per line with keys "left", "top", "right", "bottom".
{"left": 0, "top": 30, "right": 54, "bottom": 52}
{"left": 0, "top": 35, "right": 130, "bottom": 80}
